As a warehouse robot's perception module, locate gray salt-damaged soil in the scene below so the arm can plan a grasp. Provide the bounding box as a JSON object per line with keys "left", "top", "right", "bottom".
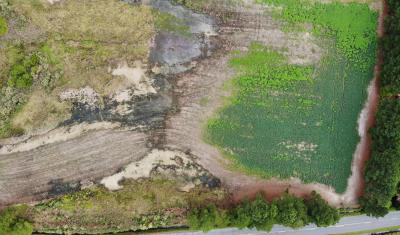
{"left": 148, "top": 0, "right": 216, "bottom": 74}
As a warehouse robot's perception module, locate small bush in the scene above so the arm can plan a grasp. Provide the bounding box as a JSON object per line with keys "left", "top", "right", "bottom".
{"left": 0, "top": 16, "right": 7, "bottom": 36}
{"left": 274, "top": 192, "right": 309, "bottom": 228}
{"left": 305, "top": 191, "right": 340, "bottom": 227}
{"left": 8, "top": 54, "right": 40, "bottom": 89}
{"left": 188, "top": 205, "right": 229, "bottom": 232}
{"left": 0, "top": 205, "right": 33, "bottom": 235}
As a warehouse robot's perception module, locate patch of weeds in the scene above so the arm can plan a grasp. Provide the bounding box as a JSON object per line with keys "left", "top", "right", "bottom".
{"left": 6, "top": 43, "right": 61, "bottom": 90}
{"left": 8, "top": 53, "right": 40, "bottom": 89}
{"left": 0, "top": 16, "right": 7, "bottom": 36}
{"left": 229, "top": 43, "right": 313, "bottom": 94}
{"left": 0, "top": 87, "right": 26, "bottom": 138}
{"left": 154, "top": 10, "right": 191, "bottom": 36}
{"left": 31, "top": 179, "right": 227, "bottom": 234}
{"left": 0, "top": 0, "right": 14, "bottom": 18}
{"left": 172, "top": 0, "right": 240, "bottom": 13}
{"left": 0, "top": 205, "right": 33, "bottom": 235}
{"left": 133, "top": 211, "right": 173, "bottom": 230}
{"left": 172, "top": 0, "right": 215, "bottom": 12}
{"left": 0, "top": 42, "right": 63, "bottom": 137}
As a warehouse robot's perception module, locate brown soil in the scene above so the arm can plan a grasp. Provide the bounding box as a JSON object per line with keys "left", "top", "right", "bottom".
{"left": 0, "top": 129, "right": 148, "bottom": 206}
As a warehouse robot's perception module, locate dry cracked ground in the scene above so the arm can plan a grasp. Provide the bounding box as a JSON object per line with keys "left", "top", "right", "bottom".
{"left": 0, "top": 0, "right": 382, "bottom": 209}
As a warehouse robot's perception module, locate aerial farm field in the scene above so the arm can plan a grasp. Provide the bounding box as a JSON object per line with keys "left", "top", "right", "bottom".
{"left": 0, "top": 0, "right": 387, "bottom": 234}
{"left": 206, "top": 0, "right": 378, "bottom": 192}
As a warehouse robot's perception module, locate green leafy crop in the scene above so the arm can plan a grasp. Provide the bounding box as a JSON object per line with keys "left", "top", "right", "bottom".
{"left": 258, "top": 0, "right": 378, "bottom": 67}
{"left": 205, "top": 1, "right": 377, "bottom": 191}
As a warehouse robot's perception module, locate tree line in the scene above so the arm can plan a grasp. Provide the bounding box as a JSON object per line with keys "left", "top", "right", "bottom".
{"left": 188, "top": 191, "right": 339, "bottom": 232}
{"left": 360, "top": 0, "right": 400, "bottom": 217}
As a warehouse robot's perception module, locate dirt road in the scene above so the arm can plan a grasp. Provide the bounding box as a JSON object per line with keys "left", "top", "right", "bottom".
{"left": 0, "top": 129, "right": 148, "bottom": 206}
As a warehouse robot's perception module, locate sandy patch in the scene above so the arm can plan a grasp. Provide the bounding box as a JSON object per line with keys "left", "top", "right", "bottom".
{"left": 101, "top": 149, "right": 199, "bottom": 190}
{"left": 281, "top": 141, "right": 318, "bottom": 152}
{"left": 112, "top": 90, "right": 133, "bottom": 103}
{"left": 0, "top": 122, "right": 119, "bottom": 154}
{"left": 111, "top": 104, "right": 134, "bottom": 116}
{"left": 111, "top": 61, "right": 156, "bottom": 96}
{"left": 47, "top": 0, "right": 61, "bottom": 4}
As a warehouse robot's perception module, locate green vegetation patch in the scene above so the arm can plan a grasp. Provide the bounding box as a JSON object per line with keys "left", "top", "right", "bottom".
{"left": 258, "top": 0, "right": 378, "bottom": 67}
{"left": 360, "top": 0, "right": 400, "bottom": 217}
{"left": 0, "top": 42, "right": 65, "bottom": 138}
{"left": 31, "top": 179, "right": 226, "bottom": 234}
{"left": 189, "top": 191, "right": 339, "bottom": 232}
{"left": 0, "top": 205, "right": 33, "bottom": 235}
{"left": 8, "top": 53, "right": 39, "bottom": 89}
{"left": 206, "top": 0, "right": 377, "bottom": 192}
{"left": 0, "top": 16, "right": 8, "bottom": 36}
{"left": 154, "top": 10, "right": 191, "bottom": 36}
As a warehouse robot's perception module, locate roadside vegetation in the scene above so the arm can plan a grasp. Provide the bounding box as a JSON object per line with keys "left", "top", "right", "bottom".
{"left": 206, "top": 0, "right": 377, "bottom": 192}
{"left": 0, "top": 179, "right": 226, "bottom": 234}
{"left": 0, "top": 185, "right": 338, "bottom": 234}
{"left": 189, "top": 191, "right": 339, "bottom": 232}
{"left": 361, "top": 0, "right": 400, "bottom": 217}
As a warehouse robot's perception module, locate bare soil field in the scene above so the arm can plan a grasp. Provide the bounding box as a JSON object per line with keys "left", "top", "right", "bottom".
{"left": 0, "top": 128, "right": 148, "bottom": 206}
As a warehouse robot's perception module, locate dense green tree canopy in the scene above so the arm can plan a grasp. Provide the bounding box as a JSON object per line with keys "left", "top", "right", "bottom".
{"left": 305, "top": 191, "right": 340, "bottom": 227}
{"left": 188, "top": 192, "right": 338, "bottom": 232}
{"left": 361, "top": 0, "right": 400, "bottom": 217}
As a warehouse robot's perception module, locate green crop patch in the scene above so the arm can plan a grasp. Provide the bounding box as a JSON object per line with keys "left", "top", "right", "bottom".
{"left": 0, "top": 16, "right": 8, "bottom": 36}
{"left": 206, "top": 1, "right": 377, "bottom": 192}
{"left": 258, "top": 0, "right": 377, "bottom": 68}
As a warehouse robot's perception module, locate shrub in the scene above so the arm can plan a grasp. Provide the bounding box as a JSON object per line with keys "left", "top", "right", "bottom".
{"left": 188, "top": 204, "right": 229, "bottom": 232}
{"left": 8, "top": 54, "right": 40, "bottom": 89}
{"left": 0, "top": 16, "right": 7, "bottom": 36}
{"left": 0, "top": 205, "right": 33, "bottom": 235}
{"left": 228, "top": 194, "right": 278, "bottom": 231}
{"left": 305, "top": 191, "right": 340, "bottom": 227}
{"left": 274, "top": 193, "right": 309, "bottom": 228}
